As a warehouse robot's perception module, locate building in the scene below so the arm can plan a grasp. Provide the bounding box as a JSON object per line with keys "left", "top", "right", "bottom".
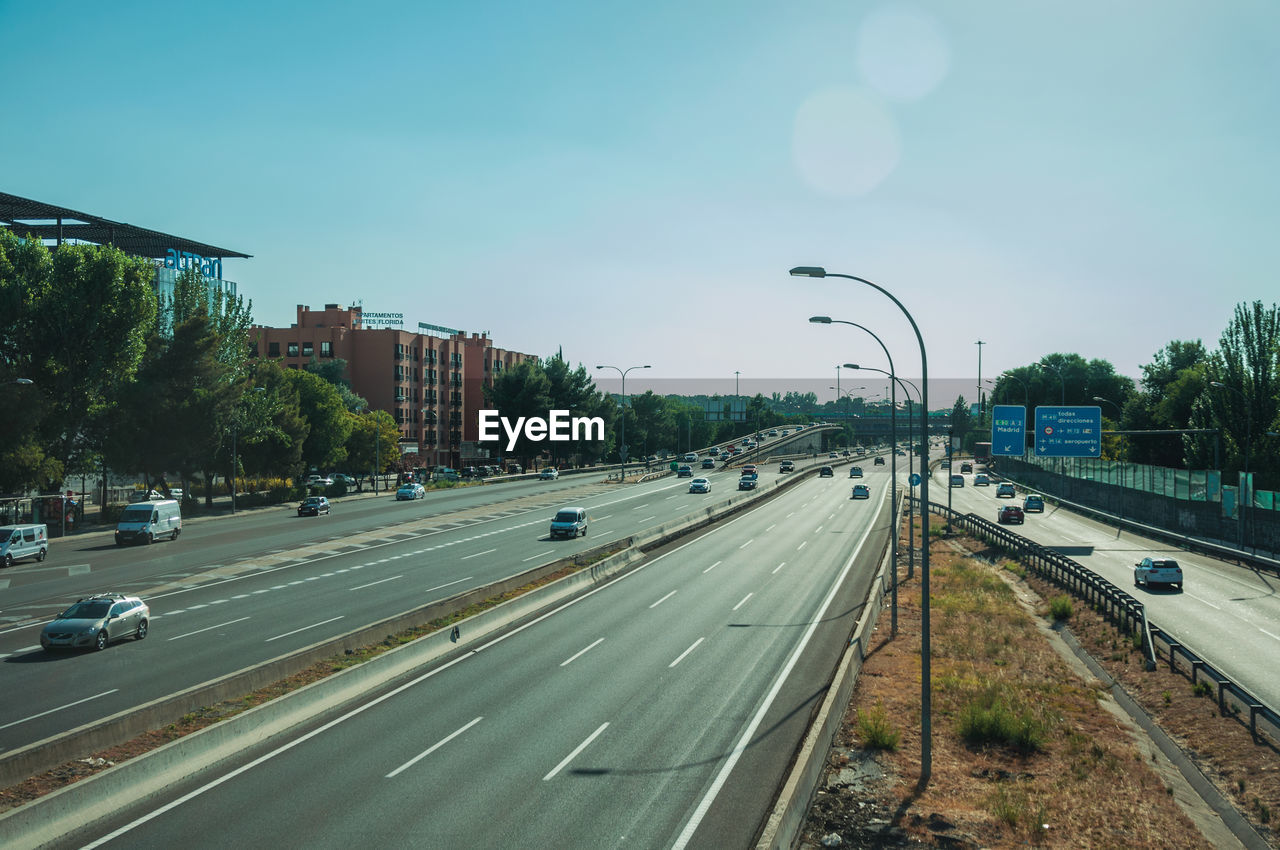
{"left": 249, "top": 305, "right": 537, "bottom": 468}
{"left": 1, "top": 191, "right": 249, "bottom": 322}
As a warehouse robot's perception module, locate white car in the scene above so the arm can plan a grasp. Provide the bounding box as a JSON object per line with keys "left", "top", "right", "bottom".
{"left": 689, "top": 477, "right": 711, "bottom": 494}
{"left": 539, "top": 468, "right": 560, "bottom": 480}
{"left": 1134, "top": 557, "right": 1183, "bottom": 590}
{"left": 396, "top": 483, "right": 426, "bottom": 500}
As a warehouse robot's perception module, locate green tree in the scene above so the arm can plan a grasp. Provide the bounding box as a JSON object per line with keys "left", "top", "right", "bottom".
{"left": 345, "top": 409, "right": 399, "bottom": 483}
{"left": 285, "top": 369, "right": 353, "bottom": 474}
{"left": 482, "top": 360, "right": 552, "bottom": 468}
{"left": 236, "top": 361, "right": 309, "bottom": 480}
{"left": 543, "top": 355, "right": 615, "bottom": 465}
{"left": 305, "top": 356, "right": 367, "bottom": 412}
{"left": 0, "top": 232, "right": 156, "bottom": 489}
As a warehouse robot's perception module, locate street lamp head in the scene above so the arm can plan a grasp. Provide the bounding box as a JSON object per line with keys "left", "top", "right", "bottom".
{"left": 790, "top": 266, "right": 827, "bottom": 278}
{"left": 1209, "top": 381, "right": 1226, "bottom": 389}
{"left": 11, "top": 378, "right": 34, "bottom": 385}
{"left": 808, "top": 316, "right": 832, "bottom": 324}
{"left": 843, "top": 363, "right": 859, "bottom": 370}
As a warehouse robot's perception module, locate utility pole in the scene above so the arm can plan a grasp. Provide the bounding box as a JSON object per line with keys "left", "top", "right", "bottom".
{"left": 975, "top": 340, "right": 985, "bottom": 420}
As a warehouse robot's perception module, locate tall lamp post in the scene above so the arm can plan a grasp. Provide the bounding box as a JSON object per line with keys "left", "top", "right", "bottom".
{"left": 597, "top": 364, "right": 651, "bottom": 481}
{"left": 793, "top": 265, "right": 933, "bottom": 783}
{"left": 1209, "top": 381, "right": 1252, "bottom": 550}
{"left": 852, "top": 365, "right": 921, "bottom": 580}
{"left": 810, "top": 317, "right": 902, "bottom": 637}
{"left": 1092, "top": 396, "right": 1127, "bottom": 519}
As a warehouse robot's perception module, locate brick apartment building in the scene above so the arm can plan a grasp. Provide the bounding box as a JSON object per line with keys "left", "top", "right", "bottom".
{"left": 249, "top": 305, "right": 536, "bottom": 468}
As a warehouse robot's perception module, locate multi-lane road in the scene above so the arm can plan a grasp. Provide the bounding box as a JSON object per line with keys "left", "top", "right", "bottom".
{"left": 32, "top": 456, "right": 891, "bottom": 848}
{"left": 934, "top": 460, "right": 1280, "bottom": 712}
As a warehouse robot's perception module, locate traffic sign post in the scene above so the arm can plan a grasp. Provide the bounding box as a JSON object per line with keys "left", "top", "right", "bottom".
{"left": 991, "top": 405, "right": 1026, "bottom": 457}
{"left": 1033, "top": 406, "right": 1102, "bottom": 457}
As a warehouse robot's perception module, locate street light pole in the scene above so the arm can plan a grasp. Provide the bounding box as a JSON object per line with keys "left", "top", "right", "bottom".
{"left": 1210, "top": 381, "right": 1252, "bottom": 550}
{"left": 975, "top": 339, "right": 985, "bottom": 421}
{"left": 811, "top": 318, "right": 900, "bottom": 637}
{"left": 794, "top": 265, "right": 933, "bottom": 783}
{"left": 597, "top": 364, "right": 651, "bottom": 481}
{"left": 1092, "top": 396, "right": 1127, "bottom": 520}
{"left": 1038, "top": 360, "right": 1065, "bottom": 405}
{"left": 852, "top": 365, "right": 921, "bottom": 580}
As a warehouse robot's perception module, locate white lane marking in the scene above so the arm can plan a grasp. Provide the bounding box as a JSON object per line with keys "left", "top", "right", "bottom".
{"left": 594, "top": 514, "right": 613, "bottom": 521}
{"left": 544, "top": 722, "right": 609, "bottom": 781}
{"left": 461, "top": 548, "right": 498, "bottom": 561}
{"left": 669, "top": 637, "right": 705, "bottom": 668}
{"left": 523, "top": 551, "right": 553, "bottom": 562}
{"left": 0, "top": 689, "right": 119, "bottom": 732}
{"left": 665, "top": 494, "right": 680, "bottom": 499}
{"left": 186, "top": 604, "right": 208, "bottom": 610}
{"left": 765, "top": 524, "right": 776, "bottom": 532}
{"left": 638, "top": 516, "right": 657, "bottom": 523}
{"left": 386, "top": 717, "right": 484, "bottom": 778}
{"left": 166, "top": 617, "right": 252, "bottom": 641}
{"left": 702, "top": 561, "right": 722, "bottom": 574}
{"left": 632, "top": 504, "right": 650, "bottom": 510}
{"left": 561, "top": 638, "right": 605, "bottom": 667}
{"left": 350, "top": 575, "right": 403, "bottom": 591}
{"left": 786, "top": 512, "right": 795, "bottom": 518}
{"left": 265, "top": 616, "right": 345, "bottom": 643}
{"left": 732, "top": 594, "right": 753, "bottom": 612}
{"left": 797, "top": 541, "right": 807, "bottom": 551}
{"left": 1261, "top": 628, "right": 1280, "bottom": 643}
{"left": 672, "top": 496, "right": 877, "bottom": 849}
{"left": 649, "top": 590, "right": 677, "bottom": 609}
{"left": 1, "top": 644, "right": 42, "bottom": 657}
{"left": 1181, "top": 592, "right": 1221, "bottom": 610}
{"left": 424, "top": 573, "right": 476, "bottom": 593}
{"left": 814, "top": 526, "right": 823, "bottom": 534}
{"left": 772, "top": 562, "right": 786, "bottom": 575}
{"left": 739, "top": 539, "right": 754, "bottom": 550}
{"left": 828, "top": 512, "right": 835, "bottom": 520}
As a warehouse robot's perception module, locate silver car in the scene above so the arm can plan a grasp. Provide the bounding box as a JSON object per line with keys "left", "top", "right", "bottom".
{"left": 41, "top": 593, "right": 150, "bottom": 651}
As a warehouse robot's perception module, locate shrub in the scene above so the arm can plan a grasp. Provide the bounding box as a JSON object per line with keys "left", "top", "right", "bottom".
{"left": 957, "top": 687, "right": 1048, "bottom": 752}
{"left": 99, "top": 503, "right": 126, "bottom": 524}
{"left": 857, "top": 705, "right": 901, "bottom": 751}
{"left": 1048, "top": 596, "right": 1072, "bottom": 621}
{"left": 1192, "top": 681, "right": 1212, "bottom": 698}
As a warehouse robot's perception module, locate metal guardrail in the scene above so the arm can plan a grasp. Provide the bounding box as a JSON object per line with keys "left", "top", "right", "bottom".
{"left": 916, "top": 498, "right": 1280, "bottom": 749}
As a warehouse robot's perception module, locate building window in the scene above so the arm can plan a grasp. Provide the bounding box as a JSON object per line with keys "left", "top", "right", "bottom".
{"left": 249, "top": 342, "right": 259, "bottom": 358}
{"left": 424, "top": 429, "right": 437, "bottom": 444}
{"left": 426, "top": 369, "right": 437, "bottom": 384}
{"left": 268, "top": 341, "right": 280, "bottom": 357}
{"left": 287, "top": 342, "right": 299, "bottom": 357}
{"left": 321, "top": 341, "right": 333, "bottom": 357}
{"left": 426, "top": 350, "right": 437, "bottom": 363}
{"left": 302, "top": 342, "right": 314, "bottom": 357}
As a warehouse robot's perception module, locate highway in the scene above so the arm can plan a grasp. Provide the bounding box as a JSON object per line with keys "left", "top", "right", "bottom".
{"left": 55, "top": 461, "right": 892, "bottom": 848}
{"left": 0, "top": 431, "right": 839, "bottom": 752}
{"left": 934, "top": 460, "right": 1280, "bottom": 712}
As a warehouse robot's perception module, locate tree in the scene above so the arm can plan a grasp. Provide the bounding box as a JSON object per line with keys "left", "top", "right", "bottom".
{"left": 345, "top": 409, "right": 399, "bottom": 483}
{"left": 483, "top": 360, "right": 552, "bottom": 468}
{"left": 0, "top": 232, "right": 156, "bottom": 490}
{"left": 543, "top": 355, "right": 616, "bottom": 465}
{"left": 305, "top": 356, "right": 367, "bottom": 412}
{"left": 236, "top": 361, "right": 309, "bottom": 480}
{"left": 950, "top": 395, "right": 974, "bottom": 449}
{"left": 285, "top": 369, "right": 353, "bottom": 474}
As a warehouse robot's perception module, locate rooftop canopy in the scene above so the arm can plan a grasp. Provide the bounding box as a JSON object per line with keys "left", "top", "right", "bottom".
{"left": 0, "top": 191, "right": 250, "bottom": 260}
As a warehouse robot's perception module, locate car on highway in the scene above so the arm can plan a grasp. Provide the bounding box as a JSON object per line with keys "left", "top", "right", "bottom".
{"left": 819, "top": 466, "right": 834, "bottom": 477}
{"left": 874, "top": 456, "right": 885, "bottom": 466}
{"left": 779, "top": 460, "right": 794, "bottom": 472}
{"left": 549, "top": 507, "right": 588, "bottom": 539}
{"left": 1134, "top": 557, "right": 1183, "bottom": 590}
{"left": 974, "top": 473, "right": 990, "bottom": 486}
{"left": 738, "top": 475, "right": 758, "bottom": 490}
{"left": 997, "top": 505, "right": 1024, "bottom": 524}
{"left": 40, "top": 593, "right": 149, "bottom": 651}
{"left": 768, "top": 429, "right": 779, "bottom": 436}
{"left": 702, "top": 458, "right": 716, "bottom": 469}
{"left": 1023, "top": 494, "right": 1044, "bottom": 512}
{"left": 689, "top": 477, "right": 711, "bottom": 494}
{"left": 960, "top": 462, "right": 973, "bottom": 473}
{"left": 851, "top": 484, "right": 870, "bottom": 499}
{"left": 329, "top": 473, "right": 357, "bottom": 487}
{"left": 306, "top": 475, "right": 334, "bottom": 487}
{"left": 849, "top": 466, "right": 862, "bottom": 478}
{"left": 1, "top": 524, "right": 48, "bottom": 567}
{"left": 127, "top": 489, "right": 164, "bottom": 503}
{"left": 298, "top": 496, "right": 331, "bottom": 516}
{"left": 939, "top": 459, "right": 950, "bottom": 469}
{"left": 396, "top": 483, "right": 426, "bottom": 500}
{"left": 538, "top": 468, "right": 560, "bottom": 480}
{"left": 742, "top": 464, "right": 757, "bottom": 476}
{"left": 828, "top": 451, "right": 838, "bottom": 458}
{"left": 677, "top": 465, "right": 693, "bottom": 478}
{"left": 996, "top": 483, "right": 1017, "bottom": 498}
{"left": 950, "top": 474, "right": 964, "bottom": 488}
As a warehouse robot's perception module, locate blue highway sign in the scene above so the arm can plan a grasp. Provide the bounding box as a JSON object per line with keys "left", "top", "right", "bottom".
{"left": 1034, "top": 406, "right": 1102, "bottom": 457}
{"left": 909, "top": 473, "right": 921, "bottom": 487}
{"left": 991, "top": 405, "right": 1026, "bottom": 457}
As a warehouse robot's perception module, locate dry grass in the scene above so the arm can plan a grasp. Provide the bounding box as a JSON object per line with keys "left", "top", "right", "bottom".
{"left": 802, "top": 522, "right": 1230, "bottom": 849}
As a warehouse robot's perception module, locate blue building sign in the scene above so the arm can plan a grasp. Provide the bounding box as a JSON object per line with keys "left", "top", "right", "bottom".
{"left": 991, "top": 405, "right": 1026, "bottom": 457}
{"left": 1034, "top": 406, "right": 1102, "bottom": 458}
{"left": 165, "top": 248, "right": 222, "bottom": 280}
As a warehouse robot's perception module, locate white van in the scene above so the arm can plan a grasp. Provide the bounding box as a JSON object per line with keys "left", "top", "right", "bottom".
{"left": 1, "top": 524, "right": 48, "bottom": 567}
{"left": 115, "top": 500, "right": 182, "bottom": 546}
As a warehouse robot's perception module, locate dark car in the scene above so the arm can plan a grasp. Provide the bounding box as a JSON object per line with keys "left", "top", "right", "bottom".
{"left": 677, "top": 465, "right": 693, "bottom": 478}
{"left": 849, "top": 466, "right": 863, "bottom": 478}
{"left": 1023, "top": 495, "right": 1045, "bottom": 512}
{"left": 997, "top": 505, "right": 1024, "bottom": 524}
{"left": 701, "top": 458, "right": 716, "bottom": 469}
{"left": 779, "top": 460, "right": 795, "bottom": 472}
{"left": 874, "top": 456, "right": 885, "bottom": 466}
{"left": 819, "top": 466, "right": 834, "bottom": 477}
{"left": 298, "top": 496, "right": 331, "bottom": 516}
{"left": 960, "top": 462, "right": 973, "bottom": 473}
{"left": 950, "top": 474, "right": 964, "bottom": 488}
{"left": 851, "top": 484, "right": 870, "bottom": 499}
{"left": 738, "top": 476, "right": 758, "bottom": 491}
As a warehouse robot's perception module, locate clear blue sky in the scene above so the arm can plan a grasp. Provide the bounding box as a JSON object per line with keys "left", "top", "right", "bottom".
{"left": 4, "top": 1, "right": 1277, "bottom": 402}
